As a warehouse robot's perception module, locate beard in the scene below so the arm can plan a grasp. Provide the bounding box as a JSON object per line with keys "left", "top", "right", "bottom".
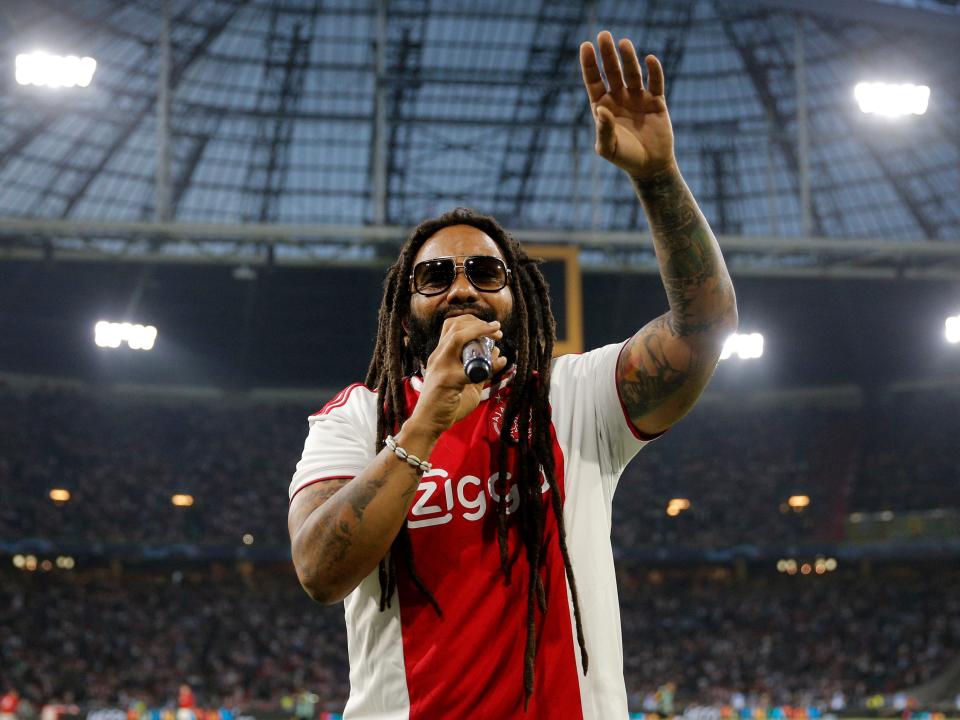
{"left": 406, "top": 303, "right": 520, "bottom": 374}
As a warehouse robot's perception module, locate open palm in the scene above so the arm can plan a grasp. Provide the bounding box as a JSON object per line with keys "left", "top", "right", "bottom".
{"left": 580, "top": 31, "right": 675, "bottom": 179}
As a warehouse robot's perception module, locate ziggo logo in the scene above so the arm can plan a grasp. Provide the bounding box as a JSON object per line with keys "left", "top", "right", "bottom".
{"left": 408, "top": 467, "right": 550, "bottom": 529}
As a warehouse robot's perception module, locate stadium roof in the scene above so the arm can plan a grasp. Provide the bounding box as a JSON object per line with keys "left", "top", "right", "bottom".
{"left": 0, "top": 0, "right": 959, "bottom": 279}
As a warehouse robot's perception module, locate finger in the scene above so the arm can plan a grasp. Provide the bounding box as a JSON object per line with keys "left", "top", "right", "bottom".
{"left": 438, "top": 321, "right": 502, "bottom": 354}
{"left": 578, "top": 42, "right": 606, "bottom": 104}
{"left": 439, "top": 315, "right": 499, "bottom": 336}
{"left": 597, "top": 31, "right": 624, "bottom": 92}
{"left": 618, "top": 38, "right": 643, "bottom": 91}
{"left": 646, "top": 54, "right": 665, "bottom": 97}
{"left": 594, "top": 106, "right": 617, "bottom": 158}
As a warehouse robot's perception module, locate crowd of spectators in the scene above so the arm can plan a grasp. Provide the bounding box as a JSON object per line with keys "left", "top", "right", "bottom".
{"left": 0, "top": 564, "right": 348, "bottom": 711}
{"left": 0, "top": 383, "right": 304, "bottom": 546}
{"left": 3, "top": 380, "right": 960, "bottom": 711}
{"left": 2, "top": 563, "right": 958, "bottom": 711}
{"left": 617, "top": 563, "right": 960, "bottom": 708}
{"left": 612, "top": 402, "right": 856, "bottom": 549}
{"left": 854, "top": 390, "right": 960, "bottom": 513}
{"left": 7, "top": 382, "right": 959, "bottom": 551}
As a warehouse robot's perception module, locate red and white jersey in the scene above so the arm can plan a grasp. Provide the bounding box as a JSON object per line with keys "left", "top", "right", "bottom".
{"left": 290, "top": 341, "right": 662, "bottom": 719}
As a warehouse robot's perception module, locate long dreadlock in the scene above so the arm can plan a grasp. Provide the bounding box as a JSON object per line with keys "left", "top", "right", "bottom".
{"left": 364, "top": 207, "right": 588, "bottom": 709}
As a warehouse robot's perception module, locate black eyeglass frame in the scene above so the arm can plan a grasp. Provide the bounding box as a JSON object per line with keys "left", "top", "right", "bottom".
{"left": 409, "top": 255, "right": 512, "bottom": 297}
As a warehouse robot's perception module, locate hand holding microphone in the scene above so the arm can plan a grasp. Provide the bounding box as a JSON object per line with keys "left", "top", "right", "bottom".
{"left": 410, "top": 315, "right": 508, "bottom": 438}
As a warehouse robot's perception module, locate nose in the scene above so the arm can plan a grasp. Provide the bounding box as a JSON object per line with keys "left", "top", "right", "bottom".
{"left": 444, "top": 265, "right": 479, "bottom": 303}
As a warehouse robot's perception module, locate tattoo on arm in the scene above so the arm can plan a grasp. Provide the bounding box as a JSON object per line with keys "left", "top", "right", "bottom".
{"left": 290, "top": 467, "right": 416, "bottom": 603}
{"left": 633, "top": 169, "right": 736, "bottom": 338}
{"left": 617, "top": 313, "right": 705, "bottom": 419}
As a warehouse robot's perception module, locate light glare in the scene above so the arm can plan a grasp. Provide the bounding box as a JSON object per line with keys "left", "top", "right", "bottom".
{"left": 16, "top": 51, "right": 97, "bottom": 89}
{"left": 946, "top": 315, "right": 960, "bottom": 344}
{"left": 49, "top": 488, "right": 71, "bottom": 503}
{"left": 171, "top": 494, "right": 195, "bottom": 507}
{"left": 95, "top": 321, "right": 157, "bottom": 351}
{"left": 720, "top": 333, "right": 764, "bottom": 361}
{"left": 665, "top": 497, "right": 691, "bottom": 517}
{"left": 854, "top": 81, "right": 929, "bottom": 117}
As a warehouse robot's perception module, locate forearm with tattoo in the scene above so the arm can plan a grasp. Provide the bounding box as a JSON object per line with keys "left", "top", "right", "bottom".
{"left": 633, "top": 166, "right": 737, "bottom": 337}
{"left": 289, "top": 430, "right": 434, "bottom": 604}
{"left": 615, "top": 166, "right": 738, "bottom": 429}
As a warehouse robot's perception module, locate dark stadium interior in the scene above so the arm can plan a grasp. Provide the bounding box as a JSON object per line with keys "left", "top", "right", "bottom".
{"left": 2, "top": 259, "right": 958, "bottom": 391}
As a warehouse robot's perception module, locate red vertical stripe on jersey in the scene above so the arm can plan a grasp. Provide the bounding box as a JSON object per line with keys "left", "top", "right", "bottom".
{"left": 395, "top": 381, "right": 584, "bottom": 719}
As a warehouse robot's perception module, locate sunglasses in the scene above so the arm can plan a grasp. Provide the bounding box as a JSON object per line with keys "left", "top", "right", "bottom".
{"left": 410, "top": 255, "right": 511, "bottom": 297}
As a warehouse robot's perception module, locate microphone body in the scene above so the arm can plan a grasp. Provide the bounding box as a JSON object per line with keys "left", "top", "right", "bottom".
{"left": 462, "top": 336, "right": 495, "bottom": 384}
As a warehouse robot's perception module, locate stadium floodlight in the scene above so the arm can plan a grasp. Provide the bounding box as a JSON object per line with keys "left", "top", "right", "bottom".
{"left": 854, "top": 81, "right": 930, "bottom": 117}
{"left": 15, "top": 51, "right": 97, "bottom": 88}
{"left": 719, "top": 333, "right": 764, "bottom": 361}
{"left": 94, "top": 321, "right": 157, "bottom": 351}
{"left": 171, "top": 493, "right": 195, "bottom": 507}
{"left": 49, "top": 488, "right": 71, "bottom": 503}
{"left": 946, "top": 315, "right": 960, "bottom": 344}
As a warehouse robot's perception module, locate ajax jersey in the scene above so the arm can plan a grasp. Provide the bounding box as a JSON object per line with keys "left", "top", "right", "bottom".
{"left": 290, "top": 341, "right": 661, "bottom": 719}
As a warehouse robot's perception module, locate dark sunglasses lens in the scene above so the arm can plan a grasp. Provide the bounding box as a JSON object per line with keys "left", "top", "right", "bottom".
{"left": 414, "top": 260, "right": 455, "bottom": 295}
{"left": 465, "top": 257, "right": 507, "bottom": 290}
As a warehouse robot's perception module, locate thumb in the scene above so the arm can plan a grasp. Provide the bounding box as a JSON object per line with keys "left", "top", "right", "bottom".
{"left": 594, "top": 106, "right": 617, "bottom": 159}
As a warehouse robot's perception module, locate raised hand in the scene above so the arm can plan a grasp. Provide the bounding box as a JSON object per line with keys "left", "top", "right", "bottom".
{"left": 579, "top": 31, "right": 676, "bottom": 180}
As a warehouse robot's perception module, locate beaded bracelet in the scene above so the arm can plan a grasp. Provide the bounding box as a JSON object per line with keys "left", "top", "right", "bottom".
{"left": 385, "top": 434, "right": 432, "bottom": 473}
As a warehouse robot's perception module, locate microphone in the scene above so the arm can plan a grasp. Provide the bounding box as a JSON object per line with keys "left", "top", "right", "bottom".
{"left": 462, "top": 336, "right": 495, "bottom": 384}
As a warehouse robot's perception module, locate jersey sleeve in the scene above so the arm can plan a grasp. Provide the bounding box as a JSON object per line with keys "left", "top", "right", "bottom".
{"left": 289, "top": 384, "right": 378, "bottom": 501}
{"left": 550, "top": 341, "right": 666, "bottom": 481}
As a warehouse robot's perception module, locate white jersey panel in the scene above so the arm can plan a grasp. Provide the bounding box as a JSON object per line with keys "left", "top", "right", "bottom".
{"left": 550, "top": 341, "right": 653, "bottom": 720}
{"left": 289, "top": 385, "right": 378, "bottom": 500}
{"left": 341, "top": 570, "right": 411, "bottom": 720}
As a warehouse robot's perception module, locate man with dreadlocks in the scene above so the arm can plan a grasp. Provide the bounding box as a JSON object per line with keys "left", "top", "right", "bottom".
{"left": 288, "top": 31, "right": 738, "bottom": 719}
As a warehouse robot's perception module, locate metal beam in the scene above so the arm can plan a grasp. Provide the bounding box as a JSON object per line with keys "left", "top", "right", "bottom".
{"left": 492, "top": 1, "right": 587, "bottom": 221}
{"left": 717, "top": 3, "right": 826, "bottom": 236}
{"left": 1, "top": 217, "right": 958, "bottom": 254}
{"left": 809, "top": 18, "right": 942, "bottom": 239}
{"left": 748, "top": 0, "right": 960, "bottom": 39}
{"left": 170, "top": 127, "right": 217, "bottom": 215}
{"left": 794, "top": 14, "right": 812, "bottom": 237}
{"left": 371, "top": 0, "right": 388, "bottom": 225}
{"left": 155, "top": 0, "right": 173, "bottom": 223}
{"left": 55, "top": 2, "right": 248, "bottom": 219}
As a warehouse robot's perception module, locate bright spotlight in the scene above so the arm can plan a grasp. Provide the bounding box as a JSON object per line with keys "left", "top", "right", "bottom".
{"left": 854, "top": 82, "right": 929, "bottom": 117}
{"left": 49, "top": 488, "right": 71, "bottom": 503}
{"left": 946, "top": 315, "right": 960, "bottom": 344}
{"left": 788, "top": 495, "right": 810, "bottom": 510}
{"left": 720, "top": 332, "right": 764, "bottom": 361}
{"left": 95, "top": 321, "right": 157, "bottom": 351}
{"left": 15, "top": 51, "right": 97, "bottom": 88}
{"left": 171, "top": 494, "right": 195, "bottom": 507}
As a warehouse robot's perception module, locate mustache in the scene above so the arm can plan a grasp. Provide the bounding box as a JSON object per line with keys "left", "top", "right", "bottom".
{"left": 431, "top": 305, "right": 497, "bottom": 329}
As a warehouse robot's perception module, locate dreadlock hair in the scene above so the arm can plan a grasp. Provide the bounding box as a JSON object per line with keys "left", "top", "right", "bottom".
{"left": 364, "top": 207, "right": 588, "bottom": 709}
